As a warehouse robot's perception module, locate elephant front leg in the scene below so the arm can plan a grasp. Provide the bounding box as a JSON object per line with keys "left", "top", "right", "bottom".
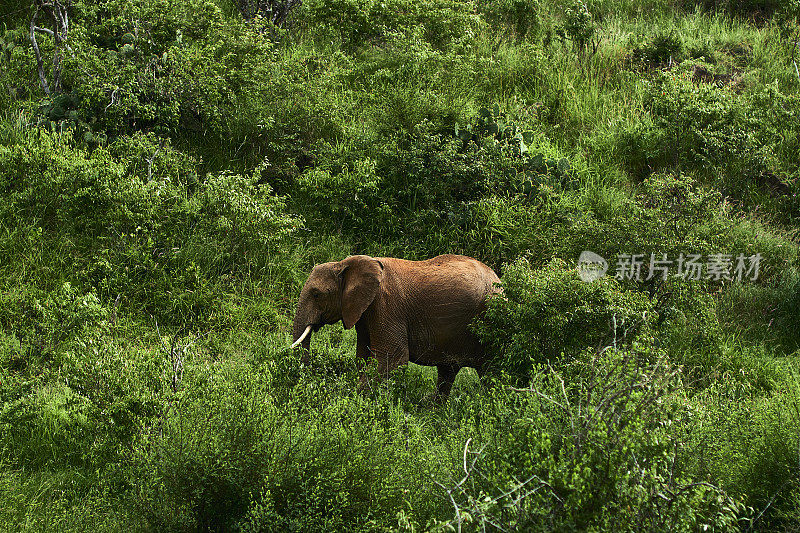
{"left": 359, "top": 342, "right": 409, "bottom": 393}
{"left": 355, "top": 321, "right": 372, "bottom": 363}
{"left": 376, "top": 344, "right": 410, "bottom": 379}
{"left": 357, "top": 319, "right": 409, "bottom": 393}
{"left": 355, "top": 323, "right": 376, "bottom": 391}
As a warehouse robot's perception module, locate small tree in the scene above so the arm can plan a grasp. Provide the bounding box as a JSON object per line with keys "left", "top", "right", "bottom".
{"left": 29, "top": 0, "right": 71, "bottom": 95}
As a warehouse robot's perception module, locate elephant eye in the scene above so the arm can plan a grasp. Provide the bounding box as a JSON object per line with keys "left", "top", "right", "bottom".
{"left": 311, "top": 289, "right": 321, "bottom": 299}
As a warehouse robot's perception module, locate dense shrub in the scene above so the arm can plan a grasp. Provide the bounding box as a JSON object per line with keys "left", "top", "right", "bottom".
{"left": 474, "top": 254, "right": 745, "bottom": 385}
{"left": 296, "top": 119, "right": 525, "bottom": 248}
{"left": 0, "top": 127, "right": 300, "bottom": 325}
{"left": 617, "top": 67, "right": 800, "bottom": 218}
{"left": 429, "top": 347, "right": 748, "bottom": 531}
{"left": 125, "top": 349, "right": 444, "bottom": 531}
{"left": 64, "top": 1, "right": 280, "bottom": 144}
{"left": 298, "top": 0, "right": 485, "bottom": 51}
{"left": 0, "top": 332, "right": 161, "bottom": 475}
{"left": 117, "top": 339, "right": 752, "bottom": 532}
{"left": 478, "top": 0, "right": 543, "bottom": 40}
{"left": 294, "top": 109, "right": 585, "bottom": 262}
{"left": 474, "top": 258, "right": 653, "bottom": 380}
{"left": 680, "top": 0, "right": 786, "bottom": 19}
{"left": 631, "top": 31, "right": 686, "bottom": 67}
{"left": 687, "top": 371, "right": 800, "bottom": 529}
{"left": 0, "top": 282, "right": 108, "bottom": 369}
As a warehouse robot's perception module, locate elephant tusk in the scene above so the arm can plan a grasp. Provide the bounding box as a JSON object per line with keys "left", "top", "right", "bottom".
{"left": 291, "top": 325, "right": 312, "bottom": 349}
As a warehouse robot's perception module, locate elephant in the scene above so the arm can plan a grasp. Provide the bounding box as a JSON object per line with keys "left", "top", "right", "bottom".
{"left": 291, "top": 254, "right": 502, "bottom": 397}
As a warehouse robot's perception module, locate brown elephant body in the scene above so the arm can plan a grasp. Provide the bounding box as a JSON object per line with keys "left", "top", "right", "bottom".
{"left": 291, "top": 254, "right": 501, "bottom": 397}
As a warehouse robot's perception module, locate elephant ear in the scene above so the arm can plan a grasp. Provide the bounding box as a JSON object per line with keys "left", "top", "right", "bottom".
{"left": 340, "top": 255, "right": 384, "bottom": 329}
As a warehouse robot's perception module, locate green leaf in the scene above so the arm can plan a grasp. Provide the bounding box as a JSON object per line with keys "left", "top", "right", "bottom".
{"left": 522, "top": 131, "right": 535, "bottom": 145}
{"left": 514, "top": 133, "right": 529, "bottom": 154}
{"left": 558, "top": 157, "right": 571, "bottom": 175}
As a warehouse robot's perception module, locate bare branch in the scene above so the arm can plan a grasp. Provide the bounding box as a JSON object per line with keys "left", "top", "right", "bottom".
{"left": 146, "top": 138, "right": 166, "bottom": 182}
{"left": 104, "top": 87, "right": 118, "bottom": 112}
{"left": 29, "top": 0, "right": 71, "bottom": 95}
{"left": 30, "top": 4, "right": 50, "bottom": 95}
{"left": 508, "top": 385, "right": 569, "bottom": 412}
{"left": 462, "top": 437, "right": 472, "bottom": 478}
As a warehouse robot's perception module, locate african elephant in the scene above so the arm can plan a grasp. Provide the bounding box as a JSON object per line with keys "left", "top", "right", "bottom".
{"left": 291, "top": 254, "right": 502, "bottom": 397}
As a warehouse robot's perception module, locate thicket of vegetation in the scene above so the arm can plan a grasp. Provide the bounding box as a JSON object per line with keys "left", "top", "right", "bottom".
{"left": 1, "top": 0, "right": 800, "bottom": 530}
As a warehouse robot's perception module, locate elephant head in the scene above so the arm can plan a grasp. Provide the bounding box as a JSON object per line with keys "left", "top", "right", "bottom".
{"left": 291, "top": 255, "right": 384, "bottom": 350}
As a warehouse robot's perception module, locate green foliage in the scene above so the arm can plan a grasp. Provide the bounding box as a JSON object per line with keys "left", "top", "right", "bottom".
{"left": 295, "top": 117, "right": 527, "bottom": 254}
{"left": 642, "top": 69, "right": 753, "bottom": 175}
{"left": 680, "top": 0, "right": 786, "bottom": 19}
{"left": 0, "top": 282, "right": 108, "bottom": 369}
{"left": 687, "top": 369, "right": 800, "bottom": 529}
{"left": 631, "top": 31, "right": 686, "bottom": 66}
{"left": 618, "top": 67, "right": 800, "bottom": 219}
{"left": 298, "top": 0, "right": 485, "bottom": 51}
{"left": 636, "top": 172, "right": 726, "bottom": 251}
{"left": 294, "top": 107, "right": 586, "bottom": 263}
{"left": 65, "top": 7, "right": 276, "bottom": 140}
{"left": 432, "top": 347, "right": 748, "bottom": 531}
{"left": 558, "top": 0, "right": 596, "bottom": 50}
{"left": 125, "top": 347, "right": 442, "bottom": 531}
{"left": 456, "top": 103, "right": 536, "bottom": 156}
{"left": 474, "top": 258, "right": 653, "bottom": 380}
{"left": 0, "top": 126, "right": 300, "bottom": 325}
{"left": 1, "top": 0, "right": 799, "bottom": 529}
{"left": 478, "top": 0, "right": 543, "bottom": 40}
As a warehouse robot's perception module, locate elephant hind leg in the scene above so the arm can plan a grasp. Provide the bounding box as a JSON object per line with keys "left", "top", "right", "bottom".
{"left": 436, "top": 365, "right": 459, "bottom": 398}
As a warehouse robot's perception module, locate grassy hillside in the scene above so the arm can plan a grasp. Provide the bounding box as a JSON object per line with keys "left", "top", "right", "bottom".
{"left": 1, "top": 0, "right": 800, "bottom": 530}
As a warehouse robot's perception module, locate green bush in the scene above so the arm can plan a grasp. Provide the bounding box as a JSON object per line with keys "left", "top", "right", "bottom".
{"left": 125, "top": 349, "right": 444, "bottom": 531}
{"left": 641, "top": 69, "right": 756, "bottom": 176}
{"left": 478, "top": 0, "right": 542, "bottom": 40}
{"left": 0, "top": 283, "right": 108, "bottom": 370}
{"left": 0, "top": 127, "right": 300, "bottom": 325}
{"left": 687, "top": 370, "right": 800, "bottom": 529}
{"left": 1, "top": 0, "right": 799, "bottom": 529}
{"left": 295, "top": 118, "right": 527, "bottom": 250}
{"left": 294, "top": 108, "right": 584, "bottom": 261}
{"left": 680, "top": 0, "right": 785, "bottom": 19}
{"left": 474, "top": 258, "right": 653, "bottom": 380}
{"left": 298, "top": 0, "right": 484, "bottom": 51}
{"left": 432, "top": 347, "right": 748, "bottom": 530}
{"left": 631, "top": 31, "right": 685, "bottom": 66}
{"left": 0, "top": 337, "right": 161, "bottom": 474}
{"left": 558, "top": 0, "right": 596, "bottom": 51}
{"left": 618, "top": 68, "right": 800, "bottom": 217}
